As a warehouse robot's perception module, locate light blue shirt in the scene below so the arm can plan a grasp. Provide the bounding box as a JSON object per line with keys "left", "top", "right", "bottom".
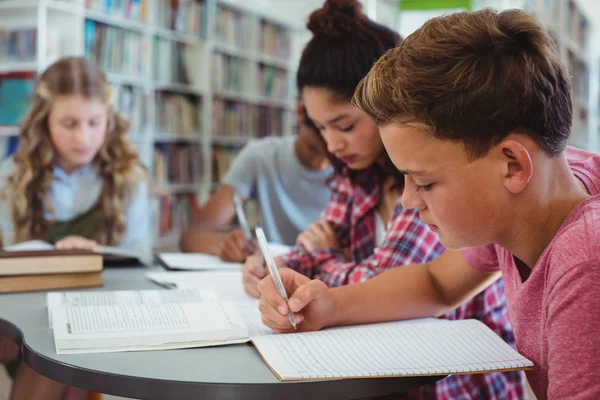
{"left": 222, "top": 136, "right": 333, "bottom": 245}
{"left": 0, "top": 158, "right": 151, "bottom": 263}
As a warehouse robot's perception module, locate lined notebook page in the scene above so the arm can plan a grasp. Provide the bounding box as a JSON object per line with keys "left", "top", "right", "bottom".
{"left": 251, "top": 319, "right": 533, "bottom": 381}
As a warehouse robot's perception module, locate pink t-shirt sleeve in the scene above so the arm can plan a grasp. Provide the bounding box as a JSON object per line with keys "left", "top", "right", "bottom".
{"left": 546, "top": 261, "right": 600, "bottom": 399}
{"left": 461, "top": 244, "right": 501, "bottom": 273}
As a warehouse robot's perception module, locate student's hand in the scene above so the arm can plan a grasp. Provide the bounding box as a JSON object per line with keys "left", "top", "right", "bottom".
{"left": 220, "top": 229, "right": 253, "bottom": 262}
{"left": 0, "top": 336, "right": 19, "bottom": 363}
{"left": 297, "top": 220, "right": 339, "bottom": 252}
{"left": 258, "top": 268, "right": 333, "bottom": 333}
{"left": 55, "top": 236, "right": 101, "bottom": 251}
{"left": 242, "top": 252, "right": 267, "bottom": 298}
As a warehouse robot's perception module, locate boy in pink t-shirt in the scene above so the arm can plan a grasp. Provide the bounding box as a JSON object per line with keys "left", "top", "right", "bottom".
{"left": 255, "top": 9, "right": 600, "bottom": 400}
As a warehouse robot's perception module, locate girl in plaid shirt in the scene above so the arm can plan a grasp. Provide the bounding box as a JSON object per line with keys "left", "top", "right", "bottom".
{"left": 243, "top": 1, "right": 526, "bottom": 398}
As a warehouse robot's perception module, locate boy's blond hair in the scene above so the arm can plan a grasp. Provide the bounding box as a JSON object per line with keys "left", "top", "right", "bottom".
{"left": 353, "top": 8, "right": 572, "bottom": 159}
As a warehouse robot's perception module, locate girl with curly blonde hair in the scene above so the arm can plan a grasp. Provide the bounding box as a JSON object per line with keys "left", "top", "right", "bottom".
{"left": 0, "top": 56, "right": 150, "bottom": 400}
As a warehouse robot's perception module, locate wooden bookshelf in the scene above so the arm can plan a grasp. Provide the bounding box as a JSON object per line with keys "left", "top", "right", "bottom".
{"left": 0, "top": 0, "right": 296, "bottom": 250}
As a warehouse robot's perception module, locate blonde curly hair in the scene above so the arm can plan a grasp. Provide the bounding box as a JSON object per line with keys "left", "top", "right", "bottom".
{"left": 4, "top": 57, "right": 145, "bottom": 245}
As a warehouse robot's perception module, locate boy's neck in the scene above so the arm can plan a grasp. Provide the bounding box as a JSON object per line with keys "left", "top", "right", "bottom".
{"left": 294, "top": 138, "right": 327, "bottom": 171}
{"left": 500, "top": 153, "right": 591, "bottom": 269}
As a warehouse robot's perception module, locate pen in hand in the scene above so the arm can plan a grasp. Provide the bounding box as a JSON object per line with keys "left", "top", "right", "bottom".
{"left": 232, "top": 190, "right": 254, "bottom": 253}
{"left": 254, "top": 225, "right": 297, "bottom": 330}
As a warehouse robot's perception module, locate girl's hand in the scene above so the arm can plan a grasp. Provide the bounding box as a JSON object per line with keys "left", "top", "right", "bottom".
{"left": 55, "top": 236, "right": 101, "bottom": 251}
{"left": 297, "top": 220, "right": 339, "bottom": 252}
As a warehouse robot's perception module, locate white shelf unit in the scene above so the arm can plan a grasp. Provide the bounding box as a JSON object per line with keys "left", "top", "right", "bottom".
{"left": 0, "top": 0, "right": 296, "bottom": 250}
{"left": 477, "top": 0, "right": 598, "bottom": 153}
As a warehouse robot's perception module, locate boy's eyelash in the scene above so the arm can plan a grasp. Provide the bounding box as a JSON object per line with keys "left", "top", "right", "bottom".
{"left": 340, "top": 125, "right": 354, "bottom": 132}
{"left": 415, "top": 184, "right": 433, "bottom": 192}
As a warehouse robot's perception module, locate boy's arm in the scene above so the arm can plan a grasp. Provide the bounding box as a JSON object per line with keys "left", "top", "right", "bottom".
{"left": 181, "top": 141, "right": 260, "bottom": 253}
{"left": 259, "top": 249, "right": 500, "bottom": 332}
{"left": 180, "top": 186, "right": 235, "bottom": 254}
{"left": 328, "top": 249, "right": 500, "bottom": 325}
{"left": 310, "top": 208, "right": 444, "bottom": 287}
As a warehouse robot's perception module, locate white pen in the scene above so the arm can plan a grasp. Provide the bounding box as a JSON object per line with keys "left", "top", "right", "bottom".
{"left": 254, "top": 225, "right": 297, "bottom": 330}
{"left": 232, "top": 190, "right": 253, "bottom": 243}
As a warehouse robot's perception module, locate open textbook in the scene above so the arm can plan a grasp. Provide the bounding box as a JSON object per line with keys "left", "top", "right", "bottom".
{"left": 48, "top": 287, "right": 273, "bottom": 354}
{"left": 156, "top": 243, "right": 291, "bottom": 271}
{"left": 4, "top": 240, "right": 144, "bottom": 266}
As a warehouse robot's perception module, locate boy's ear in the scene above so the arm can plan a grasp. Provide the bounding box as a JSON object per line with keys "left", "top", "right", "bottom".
{"left": 295, "top": 102, "right": 304, "bottom": 124}
{"left": 498, "top": 140, "right": 533, "bottom": 194}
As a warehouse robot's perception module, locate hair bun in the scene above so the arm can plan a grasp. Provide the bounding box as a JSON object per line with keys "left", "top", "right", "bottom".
{"left": 307, "top": 0, "right": 365, "bottom": 37}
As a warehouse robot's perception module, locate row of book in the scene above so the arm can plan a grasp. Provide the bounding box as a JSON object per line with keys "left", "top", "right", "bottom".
{"left": 84, "top": 20, "right": 148, "bottom": 77}
{"left": 259, "top": 20, "right": 291, "bottom": 59}
{"left": 152, "top": 37, "right": 203, "bottom": 85}
{"left": 155, "top": 92, "right": 203, "bottom": 137}
{"left": 86, "top": 0, "right": 149, "bottom": 22}
{"left": 215, "top": 5, "right": 253, "bottom": 50}
{"left": 113, "top": 84, "right": 147, "bottom": 136}
{"left": 211, "top": 53, "right": 253, "bottom": 94}
{"left": 211, "top": 144, "right": 239, "bottom": 182}
{"left": 153, "top": 143, "right": 203, "bottom": 185}
{"left": 154, "top": 0, "right": 207, "bottom": 38}
{"left": 155, "top": 192, "right": 197, "bottom": 240}
{"left": 211, "top": 99, "right": 253, "bottom": 138}
{"left": 0, "top": 27, "right": 37, "bottom": 63}
{"left": 567, "top": 0, "right": 588, "bottom": 50}
{"left": 257, "top": 64, "right": 288, "bottom": 100}
{"left": 255, "top": 106, "right": 285, "bottom": 138}
{"left": 0, "top": 72, "right": 35, "bottom": 126}
{"left": 212, "top": 99, "right": 288, "bottom": 138}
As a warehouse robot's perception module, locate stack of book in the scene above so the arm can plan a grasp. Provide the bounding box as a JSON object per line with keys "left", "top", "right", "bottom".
{"left": 0, "top": 248, "right": 103, "bottom": 293}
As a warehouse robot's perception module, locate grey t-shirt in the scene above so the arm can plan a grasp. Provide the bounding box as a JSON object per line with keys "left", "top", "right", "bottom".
{"left": 222, "top": 136, "right": 332, "bottom": 245}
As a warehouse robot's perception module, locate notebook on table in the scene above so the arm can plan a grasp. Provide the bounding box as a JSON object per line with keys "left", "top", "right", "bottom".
{"left": 156, "top": 243, "right": 291, "bottom": 271}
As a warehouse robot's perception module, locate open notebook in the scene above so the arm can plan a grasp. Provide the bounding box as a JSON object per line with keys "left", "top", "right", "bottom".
{"left": 251, "top": 319, "right": 533, "bottom": 381}
{"left": 4, "top": 240, "right": 144, "bottom": 266}
{"left": 156, "top": 243, "right": 291, "bottom": 271}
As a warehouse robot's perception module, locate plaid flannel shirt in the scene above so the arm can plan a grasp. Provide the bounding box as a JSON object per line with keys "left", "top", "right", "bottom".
{"left": 283, "top": 169, "right": 525, "bottom": 399}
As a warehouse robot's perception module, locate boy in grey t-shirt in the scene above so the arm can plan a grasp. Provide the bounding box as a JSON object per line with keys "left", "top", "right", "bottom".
{"left": 181, "top": 105, "right": 332, "bottom": 261}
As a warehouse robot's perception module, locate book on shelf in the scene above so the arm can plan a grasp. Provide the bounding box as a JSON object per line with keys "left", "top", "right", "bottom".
{"left": 212, "top": 98, "right": 253, "bottom": 138}
{"left": 211, "top": 143, "right": 239, "bottom": 182}
{"left": 259, "top": 20, "right": 290, "bottom": 59}
{"left": 155, "top": 192, "right": 197, "bottom": 239}
{"left": 154, "top": 0, "right": 207, "bottom": 38}
{"left": 257, "top": 64, "right": 288, "bottom": 100}
{"left": 255, "top": 105, "right": 285, "bottom": 138}
{"left": 0, "top": 72, "right": 35, "bottom": 127}
{"left": 211, "top": 53, "right": 252, "bottom": 94}
{"left": 3, "top": 240, "right": 145, "bottom": 266}
{"left": 112, "top": 83, "right": 146, "bottom": 135}
{"left": 84, "top": 20, "right": 148, "bottom": 78}
{"left": 153, "top": 143, "right": 203, "bottom": 184}
{"left": 48, "top": 286, "right": 533, "bottom": 380}
{"left": 0, "top": 27, "right": 37, "bottom": 64}
{"left": 0, "top": 247, "right": 103, "bottom": 293}
{"left": 86, "top": 0, "right": 149, "bottom": 23}
{"left": 215, "top": 5, "right": 252, "bottom": 50}
{"left": 155, "top": 91, "right": 202, "bottom": 138}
